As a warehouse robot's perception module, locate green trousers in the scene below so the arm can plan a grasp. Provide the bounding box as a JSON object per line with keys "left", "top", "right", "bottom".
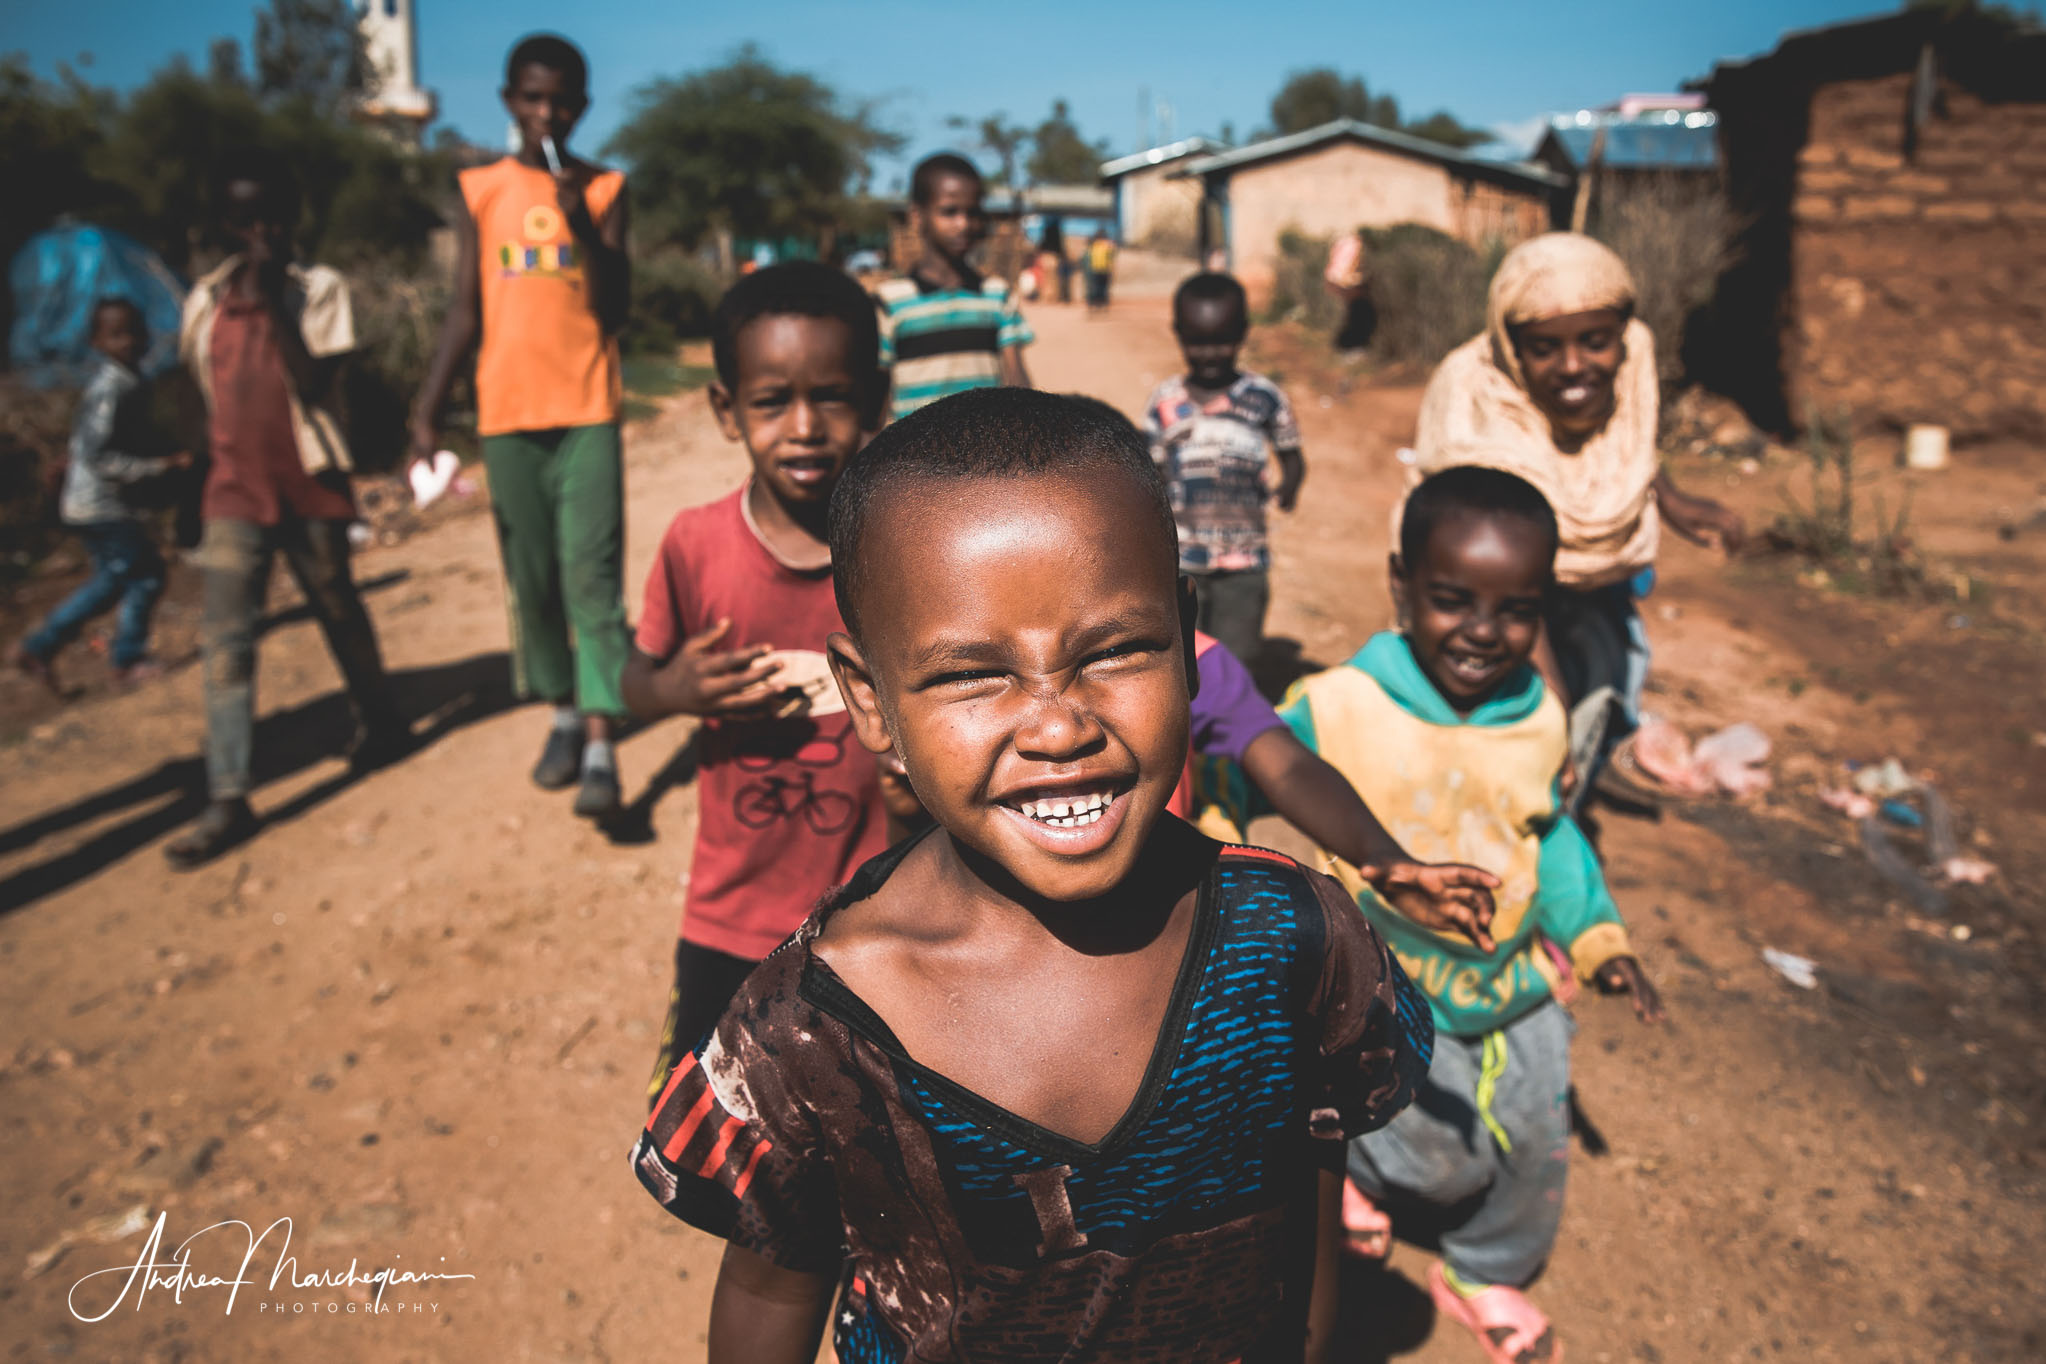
{"left": 482, "top": 423, "right": 627, "bottom": 716}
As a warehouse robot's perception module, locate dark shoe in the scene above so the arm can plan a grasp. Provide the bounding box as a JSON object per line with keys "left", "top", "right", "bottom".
{"left": 166, "top": 798, "right": 258, "bottom": 870}
{"left": 10, "top": 643, "right": 60, "bottom": 695}
{"left": 532, "top": 725, "right": 582, "bottom": 790}
{"left": 572, "top": 764, "right": 621, "bottom": 821}
{"left": 111, "top": 658, "right": 167, "bottom": 689}
{"left": 347, "top": 719, "right": 416, "bottom": 775}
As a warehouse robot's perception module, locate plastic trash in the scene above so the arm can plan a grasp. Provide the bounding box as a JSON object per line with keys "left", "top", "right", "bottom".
{"left": 409, "top": 449, "right": 461, "bottom": 509}
{"left": 1761, "top": 948, "right": 1819, "bottom": 990}
{"left": 1879, "top": 798, "right": 1923, "bottom": 829}
{"left": 1692, "top": 722, "right": 1772, "bottom": 796}
{"left": 1851, "top": 757, "right": 1915, "bottom": 799}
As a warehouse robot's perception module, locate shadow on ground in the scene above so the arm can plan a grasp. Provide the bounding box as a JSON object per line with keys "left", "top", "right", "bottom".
{"left": 0, "top": 649, "right": 513, "bottom": 914}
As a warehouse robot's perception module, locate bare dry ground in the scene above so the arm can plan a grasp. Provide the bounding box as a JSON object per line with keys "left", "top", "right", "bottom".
{"left": 2, "top": 253, "right": 2040, "bottom": 1362}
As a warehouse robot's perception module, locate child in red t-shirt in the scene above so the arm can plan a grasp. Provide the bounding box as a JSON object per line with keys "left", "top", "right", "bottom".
{"left": 623, "top": 263, "right": 892, "bottom": 1099}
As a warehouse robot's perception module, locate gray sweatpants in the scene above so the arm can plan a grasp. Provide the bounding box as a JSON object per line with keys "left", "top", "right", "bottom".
{"left": 1347, "top": 1000, "right": 1573, "bottom": 1289}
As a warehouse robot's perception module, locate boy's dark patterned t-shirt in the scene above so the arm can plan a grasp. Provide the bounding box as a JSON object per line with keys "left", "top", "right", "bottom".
{"left": 631, "top": 831, "right": 1432, "bottom": 1362}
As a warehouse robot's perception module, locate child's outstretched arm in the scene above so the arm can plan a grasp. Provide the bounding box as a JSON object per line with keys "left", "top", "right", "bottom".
{"left": 408, "top": 202, "right": 480, "bottom": 472}
{"left": 1533, "top": 812, "right": 1666, "bottom": 1024}
{"left": 707, "top": 1244, "right": 835, "bottom": 1364}
{"left": 1239, "top": 727, "right": 1498, "bottom": 950}
{"left": 621, "top": 621, "right": 785, "bottom": 721}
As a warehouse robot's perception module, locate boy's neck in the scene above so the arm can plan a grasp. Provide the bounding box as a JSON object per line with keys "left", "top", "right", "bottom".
{"left": 744, "top": 477, "right": 832, "bottom": 571}
{"left": 1182, "top": 368, "right": 1240, "bottom": 400}
{"left": 913, "top": 248, "right": 975, "bottom": 292}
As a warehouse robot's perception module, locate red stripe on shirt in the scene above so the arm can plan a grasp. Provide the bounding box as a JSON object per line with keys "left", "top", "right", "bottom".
{"left": 663, "top": 1085, "right": 718, "bottom": 1162}
{"left": 729, "top": 1136, "right": 774, "bottom": 1200}
{"left": 699, "top": 1114, "right": 745, "bottom": 1180}
{"left": 647, "top": 1053, "right": 696, "bottom": 1130}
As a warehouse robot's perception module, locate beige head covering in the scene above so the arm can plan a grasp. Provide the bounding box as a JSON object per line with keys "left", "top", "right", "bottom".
{"left": 1409, "top": 232, "right": 1661, "bottom": 588}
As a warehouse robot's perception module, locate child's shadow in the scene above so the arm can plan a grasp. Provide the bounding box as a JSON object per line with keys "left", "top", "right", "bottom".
{"left": 1332, "top": 1256, "right": 1436, "bottom": 1362}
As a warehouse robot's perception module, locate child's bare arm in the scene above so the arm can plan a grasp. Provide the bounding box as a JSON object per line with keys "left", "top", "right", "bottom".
{"left": 1594, "top": 956, "right": 1666, "bottom": 1024}
{"left": 409, "top": 204, "right": 481, "bottom": 467}
{"left": 706, "top": 1244, "right": 835, "bottom": 1364}
{"left": 1305, "top": 1166, "right": 1343, "bottom": 1364}
{"left": 1240, "top": 726, "right": 1498, "bottom": 950}
{"left": 575, "top": 180, "right": 631, "bottom": 338}
{"left": 621, "top": 625, "right": 785, "bottom": 721}
{"left": 1000, "top": 344, "right": 1031, "bottom": 389}
{"left": 1273, "top": 446, "right": 1305, "bottom": 512}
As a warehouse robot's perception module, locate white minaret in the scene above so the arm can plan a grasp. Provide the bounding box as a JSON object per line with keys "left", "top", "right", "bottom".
{"left": 357, "top": 0, "right": 435, "bottom": 125}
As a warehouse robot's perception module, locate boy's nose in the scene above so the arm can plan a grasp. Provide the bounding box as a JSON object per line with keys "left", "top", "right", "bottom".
{"left": 1012, "top": 687, "right": 1103, "bottom": 760}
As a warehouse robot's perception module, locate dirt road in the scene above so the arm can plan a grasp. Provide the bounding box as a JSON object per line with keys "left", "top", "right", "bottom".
{"left": 3, "top": 259, "right": 2041, "bottom": 1362}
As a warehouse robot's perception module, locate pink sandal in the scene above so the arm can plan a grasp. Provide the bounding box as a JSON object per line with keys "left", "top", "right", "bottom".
{"left": 1341, "top": 1178, "right": 1392, "bottom": 1259}
{"left": 1428, "top": 1261, "right": 1561, "bottom": 1364}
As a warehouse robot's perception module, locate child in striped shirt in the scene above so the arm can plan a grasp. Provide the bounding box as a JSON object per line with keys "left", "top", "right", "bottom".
{"left": 872, "top": 153, "right": 1033, "bottom": 420}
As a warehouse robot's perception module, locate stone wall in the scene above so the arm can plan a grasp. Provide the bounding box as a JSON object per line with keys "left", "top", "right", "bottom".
{"left": 1787, "top": 72, "right": 2046, "bottom": 437}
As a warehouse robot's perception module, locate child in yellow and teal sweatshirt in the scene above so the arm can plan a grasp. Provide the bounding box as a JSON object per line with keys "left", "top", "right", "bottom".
{"left": 1278, "top": 465, "right": 1664, "bottom": 1364}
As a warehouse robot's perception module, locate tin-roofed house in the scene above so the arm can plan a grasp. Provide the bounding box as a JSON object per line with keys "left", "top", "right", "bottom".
{"left": 1100, "top": 138, "right": 1217, "bottom": 257}
{"left": 1172, "top": 120, "right": 1564, "bottom": 306}
{"left": 1695, "top": 8, "right": 2046, "bottom": 436}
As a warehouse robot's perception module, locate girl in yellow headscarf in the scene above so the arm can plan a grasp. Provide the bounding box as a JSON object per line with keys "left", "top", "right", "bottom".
{"left": 1408, "top": 232, "right": 1743, "bottom": 800}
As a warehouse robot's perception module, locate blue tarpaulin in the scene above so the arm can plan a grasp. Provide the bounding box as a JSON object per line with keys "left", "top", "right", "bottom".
{"left": 8, "top": 223, "right": 186, "bottom": 385}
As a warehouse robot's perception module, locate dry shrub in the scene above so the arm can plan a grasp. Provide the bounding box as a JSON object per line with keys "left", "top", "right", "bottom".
{"left": 1590, "top": 175, "right": 1742, "bottom": 389}
{"left": 0, "top": 378, "right": 75, "bottom": 578}
{"left": 1359, "top": 224, "right": 1502, "bottom": 369}
{"left": 1264, "top": 224, "right": 1503, "bottom": 370}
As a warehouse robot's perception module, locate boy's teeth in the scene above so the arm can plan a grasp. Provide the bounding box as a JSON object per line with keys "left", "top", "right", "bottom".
{"left": 1019, "top": 792, "right": 1110, "bottom": 822}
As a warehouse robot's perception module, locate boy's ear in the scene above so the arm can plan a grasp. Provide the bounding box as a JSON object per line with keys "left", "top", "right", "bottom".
{"left": 1387, "top": 553, "right": 1408, "bottom": 629}
{"left": 826, "top": 631, "right": 895, "bottom": 758}
{"left": 1177, "top": 575, "right": 1201, "bottom": 701}
{"left": 707, "top": 382, "right": 743, "bottom": 442}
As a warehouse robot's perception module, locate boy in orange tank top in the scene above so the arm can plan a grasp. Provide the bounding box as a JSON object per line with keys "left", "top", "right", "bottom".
{"left": 412, "top": 32, "right": 634, "bottom": 820}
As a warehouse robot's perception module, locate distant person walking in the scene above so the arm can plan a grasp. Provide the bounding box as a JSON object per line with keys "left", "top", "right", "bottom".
{"left": 167, "top": 151, "right": 407, "bottom": 869}
{"left": 12, "top": 299, "right": 188, "bottom": 693}
{"left": 1084, "top": 230, "right": 1116, "bottom": 310}
{"left": 1407, "top": 231, "right": 1744, "bottom": 798}
{"left": 411, "top": 32, "right": 633, "bottom": 820}
{"left": 873, "top": 153, "right": 1033, "bottom": 420}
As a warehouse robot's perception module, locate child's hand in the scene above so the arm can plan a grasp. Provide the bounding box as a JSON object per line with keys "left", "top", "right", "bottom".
{"left": 167, "top": 450, "right": 196, "bottom": 471}
{"left": 1594, "top": 955, "right": 1666, "bottom": 1024}
{"left": 1359, "top": 859, "right": 1499, "bottom": 952}
{"left": 554, "top": 169, "right": 593, "bottom": 235}
{"left": 659, "top": 619, "right": 785, "bottom": 717}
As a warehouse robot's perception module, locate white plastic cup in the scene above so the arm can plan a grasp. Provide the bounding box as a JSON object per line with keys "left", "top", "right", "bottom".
{"left": 1904, "top": 424, "right": 1950, "bottom": 471}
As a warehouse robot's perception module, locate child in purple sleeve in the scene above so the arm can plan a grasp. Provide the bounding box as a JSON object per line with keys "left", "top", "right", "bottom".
{"left": 1177, "top": 629, "right": 1500, "bottom": 950}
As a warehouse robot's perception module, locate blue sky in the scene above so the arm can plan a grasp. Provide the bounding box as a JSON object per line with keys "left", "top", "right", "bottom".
{"left": 11, "top": 0, "right": 1908, "bottom": 187}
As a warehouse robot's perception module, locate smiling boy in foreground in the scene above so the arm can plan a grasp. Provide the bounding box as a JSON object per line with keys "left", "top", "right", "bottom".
{"left": 631, "top": 388, "right": 1431, "bottom": 1363}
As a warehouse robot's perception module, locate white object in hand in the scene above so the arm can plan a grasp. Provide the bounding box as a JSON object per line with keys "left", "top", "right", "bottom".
{"left": 541, "top": 135, "right": 564, "bottom": 175}
{"left": 410, "top": 450, "right": 461, "bottom": 509}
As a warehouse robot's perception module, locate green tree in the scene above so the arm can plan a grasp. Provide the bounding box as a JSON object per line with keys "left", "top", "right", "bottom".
{"left": 1268, "top": 68, "right": 1377, "bottom": 134}
{"left": 606, "top": 46, "right": 901, "bottom": 261}
{"left": 1267, "top": 67, "right": 1483, "bottom": 148}
{"left": 946, "top": 112, "right": 1029, "bottom": 188}
{"left": 1401, "top": 110, "right": 1488, "bottom": 149}
{"left": 253, "top": 0, "right": 366, "bottom": 113}
{"left": 1025, "top": 98, "right": 1107, "bottom": 185}
{"left": 0, "top": 58, "right": 124, "bottom": 270}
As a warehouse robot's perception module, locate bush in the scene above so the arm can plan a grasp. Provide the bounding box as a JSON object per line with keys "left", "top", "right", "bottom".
{"left": 1590, "top": 176, "right": 1741, "bottom": 389}
{"left": 624, "top": 248, "right": 725, "bottom": 358}
{"left": 345, "top": 266, "right": 454, "bottom": 472}
{"left": 1264, "top": 229, "right": 1345, "bottom": 333}
{"left": 0, "top": 379, "right": 76, "bottom": 579}
{"left": 1359, "top": 224, "right": 1501, "bottom": 369}
{"left": 1265, "top": 224, "right": 1502, "bottom": 370}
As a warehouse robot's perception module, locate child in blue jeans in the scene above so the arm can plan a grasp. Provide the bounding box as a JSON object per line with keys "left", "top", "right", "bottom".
{"left": 1280, "top": 466, "right": 1665, "bottom": 1364}
{"left": 12, "top": 299, "right": 187, "bottom": 691}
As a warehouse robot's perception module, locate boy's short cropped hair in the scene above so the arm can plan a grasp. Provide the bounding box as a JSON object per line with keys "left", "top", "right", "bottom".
{"left": 505, "top": 32, "right": 588, "bottom": 91}
{"left": 1399, "top": 465, "right": 1560, "bottom": 569}
{"left": 1172, "top": 271, "right": 1247, "bottom": 325}
{"left": 213, "top": 145, "right": 300, "bottom": 218}
{"left": 909, "top": 153, "right": 982, "bottom": 206}
{"left": 91, "top": 296, "right": 144, "bottom": 334}
{"left": 828, "top": 387, "right": 1174, "bottom": 635}
{"left": 710, "top": 261, "right": 881, "bottom": 392}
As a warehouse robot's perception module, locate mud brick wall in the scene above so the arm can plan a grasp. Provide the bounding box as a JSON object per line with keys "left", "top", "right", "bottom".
{"left": 1787, "top": 72, "right": 2046, "bottom": 438}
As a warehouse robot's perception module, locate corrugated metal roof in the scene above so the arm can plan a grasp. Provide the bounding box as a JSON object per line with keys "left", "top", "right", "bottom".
{"left": 1098, "top": 137, "right": 1218, "bottom": 181}
{"left": 1540, "top": 115, "right": 1720, "bottom": 171}
{"left": 1174, "top": 119, "right": 1565, "bottom": 191}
